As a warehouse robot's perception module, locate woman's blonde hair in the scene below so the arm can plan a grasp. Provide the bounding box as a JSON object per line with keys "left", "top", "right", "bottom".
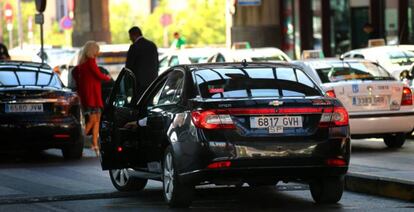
{"left": 78, "top": 41, "right": 100, "bottom": 65}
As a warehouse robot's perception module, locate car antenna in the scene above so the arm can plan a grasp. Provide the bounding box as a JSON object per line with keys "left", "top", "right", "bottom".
{"left": 241, "top": 59, "right": 248, "bottom": 67}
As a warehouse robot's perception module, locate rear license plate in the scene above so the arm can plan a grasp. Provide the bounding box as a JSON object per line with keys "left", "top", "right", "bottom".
{"left": 250, "top": 116, "right": 303, "bottom": 128}
{"left": 5, "top": 104, "right": 44, "bottom": 113}
{"left": 352, "top": 96, "right": 386, "bottom": 106}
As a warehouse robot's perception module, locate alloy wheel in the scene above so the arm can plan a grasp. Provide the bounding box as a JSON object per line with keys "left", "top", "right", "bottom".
{"left": 111, "top": 169, "right": 130, "bottom": 187}
{"left": 163, "top": 152, "right": 174, "bottom": 201}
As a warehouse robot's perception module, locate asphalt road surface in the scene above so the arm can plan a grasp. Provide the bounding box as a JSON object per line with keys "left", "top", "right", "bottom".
{"left": 0, "top": 139, "right": 413, "bottom": 211}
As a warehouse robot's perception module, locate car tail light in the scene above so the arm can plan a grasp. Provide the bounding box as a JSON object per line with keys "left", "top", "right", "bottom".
{"left": 401, "top": 87, "right": 413, "bottom": 106}
{"left": 191, "top": 110, "right": 235, "bottom": 129}
{"left": 325, "top": 90, "right": 336, "bottom": 98}
{"left": 53, "top": 134, "right": 70, "bottom": 139}
{"left": 326, "top": 158, "right": 347, "bottom": 167}
{"left": 319, "top": 106, "right": 349, "bottom": 127}
{"left": 207, "top": 161, "right": 231, "bottom": 169}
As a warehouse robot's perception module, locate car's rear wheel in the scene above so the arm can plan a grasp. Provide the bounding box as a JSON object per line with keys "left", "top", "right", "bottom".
{"left": 383, "top": 133, "right": 406, "bottom": 148}
{"left": 109, "top": 169, "right": 147, "bottom": 191}
{"left": 309, "top": 176, "right": 344, "bottom": 204}
{"left": 163, "top": 146, "right": 194, "bottom": 208}
{"left": 62, "top": 133, "right": 84, "bottom": 160}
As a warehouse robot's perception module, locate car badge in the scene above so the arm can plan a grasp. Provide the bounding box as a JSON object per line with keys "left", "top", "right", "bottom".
{"left": 269, "top": 100, "right": 283, "bottom": 106}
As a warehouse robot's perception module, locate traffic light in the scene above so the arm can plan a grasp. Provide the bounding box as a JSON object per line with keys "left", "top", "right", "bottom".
{"left": 35, "top": 0, "right": 47, "bottom": 13}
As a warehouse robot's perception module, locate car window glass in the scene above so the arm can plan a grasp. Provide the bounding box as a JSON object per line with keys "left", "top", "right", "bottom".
{"left": 159, "top": 56, "right": 168, "bottom": 68}
{"left": 16, "top": 72, "right": 36, "bottom": 85}
{"left": 144, "top": 79, "right": 167, "bottom": 109}
{"left": 276, "top": 68, "right": 296, "bottom": 81}
{"left": 216, "top": 53, "right": 226, "bottom": 62}
{"left": 296, "top": 70, "right": 314, "bottom": 87}
{"left": 157, "top": 71, "right": 184, "bottom": 105}
{"left": 354, "top": 54, "right": 365, "bottom": 59}
{"left": 315, "top": 61, "right": 394, "bottom": 83}
{"left": 0, "top": 71, "right": 19, "bottom": 86}
{"left": 169, "top": 56, "right": 179, "bottom": 66}
{"left": 113, "top": 72, "right": 135, "bottom": 107}
{"left": 195, "top": 67, "right": 320, "bottom": 98}
{"left": 38, "top": 73, "right": 52, "bottom": 85}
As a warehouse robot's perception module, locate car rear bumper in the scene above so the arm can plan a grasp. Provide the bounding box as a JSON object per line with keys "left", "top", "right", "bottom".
{"left": 349, "top": 112, "right": 414, "bottom": 135}
{"left": 179, "top": 165, "right": 348, "bottom": 185}
{"left": 0, "top": 117, "right": 82, "bottom": 150}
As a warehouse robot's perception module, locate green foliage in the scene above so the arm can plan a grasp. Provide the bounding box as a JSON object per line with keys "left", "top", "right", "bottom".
{"left": 0, "top": 0, "right": 70, "bottom": 47}
{"left": 109, "top": 0, "right": 226, "bottom": 46}
{"left": 109, "top": 1, "right": 144, "bottom": 44}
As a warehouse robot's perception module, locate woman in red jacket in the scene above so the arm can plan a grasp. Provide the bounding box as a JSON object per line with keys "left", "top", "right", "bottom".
{"left": 72, "top": 41, "right": 111, "bottom": 156}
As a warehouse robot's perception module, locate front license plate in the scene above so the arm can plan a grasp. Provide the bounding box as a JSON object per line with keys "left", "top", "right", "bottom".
{"left": 352, "top": 96, "right": 386, "bottom": 106}
{"left": 250, "top": 116, "right": 303, "bottom": 128}
{"left": 5, "top": 104, "right": 44, "bottom": 113}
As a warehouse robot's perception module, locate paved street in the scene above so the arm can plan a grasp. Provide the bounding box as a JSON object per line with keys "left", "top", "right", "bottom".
{"left": 0, "top": 139, "right": 413, "bottom": 211}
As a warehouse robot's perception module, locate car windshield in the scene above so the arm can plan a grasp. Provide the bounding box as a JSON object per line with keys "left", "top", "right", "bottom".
{"left": 251, "top": 55, "right": 287, "bottom": 62}
{"left": 313, "top": 61, "right": 394, "bottom": 83}
{"left": 387, "top": 50, "right": 414, "bottom": 65}
{"left": 194, "top": 67, "right": 321, "bottom": 98}
{"left": 0, "top": 69, "right": 62, "bottom": 89}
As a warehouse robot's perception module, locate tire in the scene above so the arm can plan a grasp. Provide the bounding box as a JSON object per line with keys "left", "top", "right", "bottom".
{"left": 62, "top": 133, "right": 84, "bottom": 160}
{"left": 383, "top": 133, "right": 406, "bottom": 148}
{"left": 163, "top": 146, "right": 194, "bottom": 208}
{"left": 109, "top": 169, "right": 148, "bottom": 191}
{"left": 309, "top": 177, "right": 344, "bottom": 204}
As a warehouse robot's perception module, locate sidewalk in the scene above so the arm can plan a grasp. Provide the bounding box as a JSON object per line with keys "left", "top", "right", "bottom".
{"left": 345, "top": 138, "right": 414, "bottom": 201}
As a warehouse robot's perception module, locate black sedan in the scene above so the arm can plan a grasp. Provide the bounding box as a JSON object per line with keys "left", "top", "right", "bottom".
{"left": 99, "top": 62, "right": 351, "bottom": 208}
{"left": 0, "top": 61, "right": 84, "bottom": 159}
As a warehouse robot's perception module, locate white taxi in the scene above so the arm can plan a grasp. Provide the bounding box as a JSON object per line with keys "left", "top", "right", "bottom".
{"left": 341, "top": 46, "right": 414, "bottom": 81}
{"left": 294, "top": 58, "right": 414, "bottom": 148}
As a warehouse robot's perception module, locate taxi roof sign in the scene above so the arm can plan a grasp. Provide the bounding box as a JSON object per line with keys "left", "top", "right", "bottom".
{"left": 301, "top": 50, "right": 324, "bottom": 59}
{"left": 368, "top": 38, "right": 385, "bottom": 47}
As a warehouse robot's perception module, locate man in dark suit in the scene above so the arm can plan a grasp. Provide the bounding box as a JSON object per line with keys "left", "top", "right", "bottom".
{"left": 126, "top": 26, "right": 159, "bottom": 97}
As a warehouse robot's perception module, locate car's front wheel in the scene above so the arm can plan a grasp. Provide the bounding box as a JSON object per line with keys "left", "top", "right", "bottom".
{"left": 163, "top": 146, "right": 194, "bottom": 208}
{"left": 383, "top": 133, "right": 406, "bottom": 148}
{"left": 109, "top": 169, "right": 147, "bottom": 191}
{"left": 309, "top": 176, "right": 344, "bottom": 204}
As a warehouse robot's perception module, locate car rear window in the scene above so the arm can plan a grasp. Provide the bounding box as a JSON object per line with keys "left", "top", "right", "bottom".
{"left": 0, "top": 69, "right": 62, "bottom": 88}
{"left": 313, "top": 61, "right": 394, "bottom": 83}
{"left": 387, "top": 50, "right": 414, "bottom": 65}
{"left": 251, "top": 55, "right": 287, "bottom": 62}
{"left": 194, "top": 67, "right": 321, "bottom": 98}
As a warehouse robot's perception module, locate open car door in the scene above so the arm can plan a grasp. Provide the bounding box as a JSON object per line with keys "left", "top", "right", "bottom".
{"left": 99, "top": 68, "right": 144, "bottom": 170}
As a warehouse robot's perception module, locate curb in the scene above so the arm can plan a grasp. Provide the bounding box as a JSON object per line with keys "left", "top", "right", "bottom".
{"left": 345, "top": 172, "right": 414, "bottom": 202}
{"left": 0, "top": 191, "right": 141, "bottom": 205}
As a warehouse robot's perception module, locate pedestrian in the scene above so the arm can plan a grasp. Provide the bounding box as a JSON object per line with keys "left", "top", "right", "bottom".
{"left": 0, "top": 43, "right": 11, "bottom": 60}
{"left": 171, "top": 32, "right": 186, "bottom": 49}
{"left": 362, "top": 23, "right": 382, "bottom": 47}
{"left": 126, "top": 26, "right": 159, "bottom": 97}
{"left": 72, "top": 41, "right": 111, "bottom": 156}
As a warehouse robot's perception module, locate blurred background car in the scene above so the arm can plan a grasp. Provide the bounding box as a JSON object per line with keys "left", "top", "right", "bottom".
{"left": 0, "top": 61, "right": 84, "bottom": 159}
{"left": 158, "top": 47, "right": 216, "bottom": 73}
{"left": 295, "top": 58, "right": 414, "bottom": 148}
{"left": 205, "top": 47, "right": 291, "bottom": 63}
{"left": 341, "top": 46, "right": 414, "bottom": 81}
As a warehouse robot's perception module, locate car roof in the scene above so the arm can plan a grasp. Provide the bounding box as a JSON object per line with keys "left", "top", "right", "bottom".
{"left": 176, "top": 61, "right": 298, "bottom": 72}
{"left": 0, "top": 61, "right": 52, "bottom": 74}
{"left": 296, "top": 58, "right": 375, "bottom": 64}
{"left": 346, "top": 46, "right": 409, "bottom": 54}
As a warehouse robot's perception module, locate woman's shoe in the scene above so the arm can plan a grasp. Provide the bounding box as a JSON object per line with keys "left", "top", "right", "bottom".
{"left": 91, "top": 146, "right": 100, "bottom": 157}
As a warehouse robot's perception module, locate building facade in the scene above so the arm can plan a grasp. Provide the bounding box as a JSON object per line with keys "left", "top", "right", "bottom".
{"left": 229, "top": 0, "right": 414, "bottom": 59}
